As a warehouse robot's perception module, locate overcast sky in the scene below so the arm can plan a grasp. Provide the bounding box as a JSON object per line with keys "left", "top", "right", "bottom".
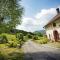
{"left": 16, "top": 0, "right": 60, "bottom": 32}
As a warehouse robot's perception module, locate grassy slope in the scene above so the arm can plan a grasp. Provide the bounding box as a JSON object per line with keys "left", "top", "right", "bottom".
{"left": 0, "top": 44, "right": 24, "bottom": 60}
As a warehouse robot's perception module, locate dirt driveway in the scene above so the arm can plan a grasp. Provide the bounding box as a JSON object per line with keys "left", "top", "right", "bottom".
{"left": 22, "top": 40, "right": 60, "bottom": 60}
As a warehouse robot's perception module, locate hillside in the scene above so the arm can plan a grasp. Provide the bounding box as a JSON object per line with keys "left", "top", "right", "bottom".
{"left": 34, "top": 30, "right": 46, "bottom": 35}
{"left": 10, "top": 29, "right": 34, "bottom": 36}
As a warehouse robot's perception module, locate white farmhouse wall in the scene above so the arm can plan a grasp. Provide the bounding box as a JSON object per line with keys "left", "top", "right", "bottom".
{"left": 46, "top": 29, "right": 54, "bottom": 40}
{"left": 45, "top": 18, "right": 60, "bottom": 41}
{"left": 46, "top": 27, "right": 60, "bottom": 40}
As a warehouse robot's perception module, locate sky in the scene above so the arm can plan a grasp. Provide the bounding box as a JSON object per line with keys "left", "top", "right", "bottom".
{"left": 16, "top": 0, "right": 60, "bottom": 32}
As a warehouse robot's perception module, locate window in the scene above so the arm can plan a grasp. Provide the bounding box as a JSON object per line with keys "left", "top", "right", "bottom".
{"left": 53, "top": 23, "right": 56, "bottom": 27}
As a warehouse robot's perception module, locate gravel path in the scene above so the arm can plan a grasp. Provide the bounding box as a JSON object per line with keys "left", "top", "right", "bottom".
{"left": 22, "top": 40, "right": 60, "bottom": 60}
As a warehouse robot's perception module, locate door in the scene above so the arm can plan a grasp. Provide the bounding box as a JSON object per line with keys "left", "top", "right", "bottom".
{"left": 53, "top": 30, "right": 59, "bottom": 41}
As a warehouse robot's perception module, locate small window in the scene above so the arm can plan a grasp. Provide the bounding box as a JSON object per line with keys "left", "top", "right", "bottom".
{"left": 53, "top": 23, "right": 56, "bottom": 27}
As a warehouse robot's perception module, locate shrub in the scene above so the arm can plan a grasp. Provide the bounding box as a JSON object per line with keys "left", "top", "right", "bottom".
{"left": 19, "top": 40, "right": 24, "bottom": 48}
{"left": 23, "top": 36, "right": 28, "bottom": 42}
{"left": 33, "top": 35, "right": 38, "bottom": 40}
{"left": 35, "top": 37, "right": 48, "bottom": 44}
{"left": 0, "top": 33, "right": 19, "bottom": 48}
{"left": 16, "top": 33, "right": 24, "bottom": 40}
{"left": 27, "top": 34, "right": 32, "bottom": 39}
{"left": 7, "top": 42, "right": 17, "bottom": 48}
{"left": 39, "top": 39, "right": 48, "bottom": 44}
{"left": 16, "top": 33, "right": 26, "bottom": 48}
{"left": 0, "top": 34, "right": 8, "bottom": 44}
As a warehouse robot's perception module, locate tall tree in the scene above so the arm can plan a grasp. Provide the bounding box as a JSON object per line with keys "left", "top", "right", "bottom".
{"left": 0, "top": 0, "right": 23, "bottom": 33}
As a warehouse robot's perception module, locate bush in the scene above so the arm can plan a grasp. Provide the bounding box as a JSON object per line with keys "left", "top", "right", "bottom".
{"left": 35, "top": 37, "right": 48, "bottom": 44}
{"left": 33, "top": 35, "right": 38, "bottom": 40}
{"left": 0, "top": 33, "right": 19, "bottom": 48}
{"left": 34, "top": 32, "right": 43, "bottom": 37}
{"left": 27, "top": 34, "right": 32, "bottom": 39}
{"left": 16, "top": 33, "right": 26, "bottom": 48}
{"left": 19, "top": 40, "right": 24, "bottom": 48}
{"left": 39, "top": 39, "right": 48, "bottom": 44}
{"left": 16, "top": 33, "right": 24, "bottom": 40}
{"left": 0, "top": 34, "right": 8, "bottom": 44}
{"left": 8, "top": 42, "right": 17, "bottom": 48}
{"left": 23, "top": 36, "right": 28, "bottom": 42}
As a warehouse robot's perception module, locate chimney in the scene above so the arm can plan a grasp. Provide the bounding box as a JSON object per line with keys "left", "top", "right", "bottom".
{"left": 56, "top": 8, "right": 60, "bottom": 14}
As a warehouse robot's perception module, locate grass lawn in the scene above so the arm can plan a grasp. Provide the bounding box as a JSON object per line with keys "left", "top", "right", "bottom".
{"left": 0, "top": 44, "right": 24, "bottom": 60}
{"left": 47, "top": 42, "right": 60, "bottom": 48}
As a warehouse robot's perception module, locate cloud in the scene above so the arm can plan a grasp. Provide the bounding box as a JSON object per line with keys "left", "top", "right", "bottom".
{"left": 16, "top": 7, "right": 58, "bottom": 32}
{"left": 16, "top": 17, "right": 35, "bottom": 32}
{"left": 35, "top": 8, "right": 56, "bottom": 19}
{"left": 35, "top": 8, "right": 57, "bottom": 26}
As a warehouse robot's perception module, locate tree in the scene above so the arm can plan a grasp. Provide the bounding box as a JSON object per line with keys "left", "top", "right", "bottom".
{"left": 34, "top": 31, "right": 43, "bottom": 37}
{"left": 0, "top": 0, "right": 24, "bottom": 33}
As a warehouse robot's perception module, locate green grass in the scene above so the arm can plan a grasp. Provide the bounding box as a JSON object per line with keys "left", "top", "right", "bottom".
{"left": 47, "top": 42, "right": 60, "bottom": 48}
{"left": 0, "top": 44, "right": 6, "bottom": 48}
{"left": 0, "top": 44, "right": 24, "bottom": 60}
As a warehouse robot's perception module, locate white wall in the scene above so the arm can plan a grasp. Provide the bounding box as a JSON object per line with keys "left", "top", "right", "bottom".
{"left": 45, "top": 18, "right": 60, "bottom": 40}
{"left": 46, "top": 27, "right": 60, "bottom": 40}
{"left": 46, "top": 29, "right": 54, "bottom": 40}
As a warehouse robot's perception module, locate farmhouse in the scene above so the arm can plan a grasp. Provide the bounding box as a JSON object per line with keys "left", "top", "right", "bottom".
{"left": 44, "top": 8, "right": 60, "bottom": 41}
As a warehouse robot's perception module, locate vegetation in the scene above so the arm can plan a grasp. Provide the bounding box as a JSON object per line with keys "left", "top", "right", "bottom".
{"left": 0, "top": 0, "right": 23, "bottom": 33}
{"left": 0, "top": 45, "right": 24, "bottom": 60}
{"left": 0, "top": 0, "right": 58, "bottom": 59}
{"left": 47, "top": 42, "right": 60, "bottom": 48}
{"left": 0, "top": 0, "right": 50, "bottom": 60}
{"left": 0, "top": 33, "right": 17, "bottom": 47}
{"left": 0, "top": 31, "right": 34, "bottom": 47}
{"left": 33, "top": 36, "right": 48, "bottom": 44}
{"left": 33, "top": 30, "right": 46, "bottom": 37}
{"left": 0, "top": 31, "right": 34, "bottom": 60}
{"left": 33, "top": 30, "right": 49, "bottom": 44}
{"left": 33, "top": 31, "right": 60, "bottom": 48}
{"left": 0, "top": 34, "right": 8, "bottom": 43}
{"left": 0, "top": 33, "right": 24, "bottom": 60}
{"left": 0, "top": 0, "right": 24, "bottom": 59}
{"left": 33, "top": 35, "right": 38, "bottom": 40}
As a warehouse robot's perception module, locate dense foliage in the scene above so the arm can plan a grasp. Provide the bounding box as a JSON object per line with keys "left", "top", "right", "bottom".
{"left": 33, "top": 35, "right": 38, "bottom": 40}
{"left": 34, "top": 31, "right": 43, "bottom": 37}
{"left": 34, "top": 37, "right": 48, "bottom": 44}
{"left": 0, "top": 31, "right": 34, "bottom": 48}
{"left": 0, "top": 34, "right": 8, "bottom": 43}
{"left": 0, "top": 33, "right": 18, "bottom": 47}
{"left": 0, "top": 0, "right": 23, "bottom": 33}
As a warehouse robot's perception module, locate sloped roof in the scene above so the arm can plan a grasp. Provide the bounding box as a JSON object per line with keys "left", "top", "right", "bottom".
{"left": 44, "top": 13, "right": 60, "bottom": 27}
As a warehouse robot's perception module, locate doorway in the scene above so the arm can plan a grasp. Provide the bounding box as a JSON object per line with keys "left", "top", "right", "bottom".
{"left": 53, "top": 30, "right": 59, "bottom": 41}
